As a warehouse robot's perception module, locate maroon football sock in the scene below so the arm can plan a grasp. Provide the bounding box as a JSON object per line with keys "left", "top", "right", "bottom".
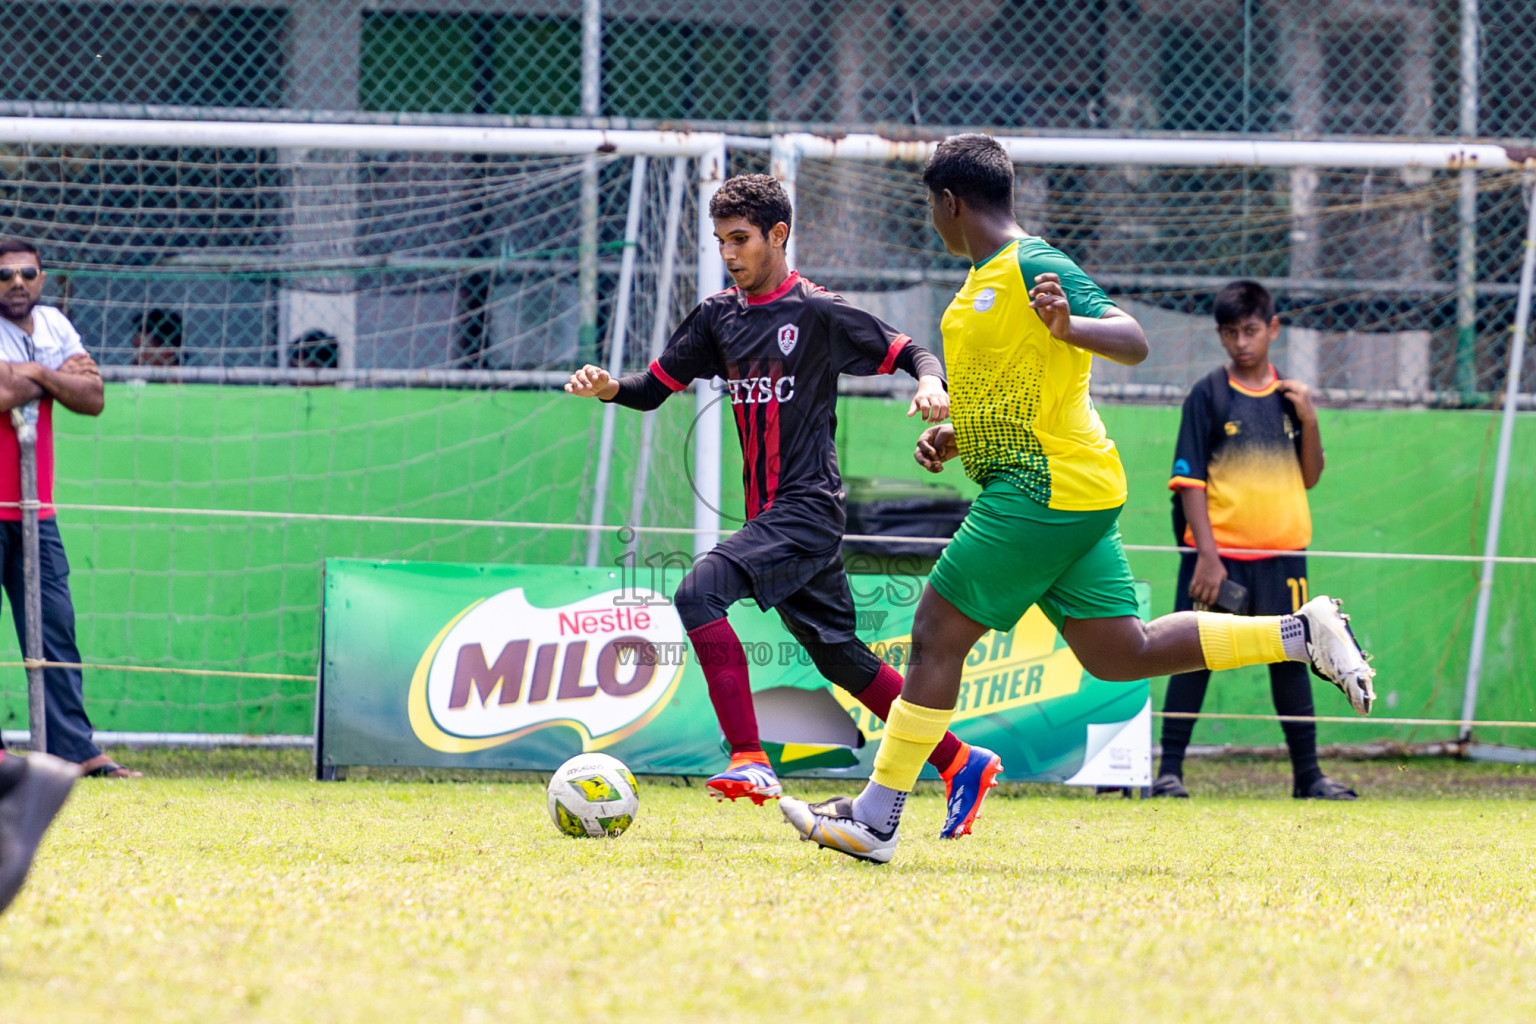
{"left": 687, "top": 617, "right": 762, "bottom": 757}
{"left": 856, "top": 662, "right": 964, "bottom": 771}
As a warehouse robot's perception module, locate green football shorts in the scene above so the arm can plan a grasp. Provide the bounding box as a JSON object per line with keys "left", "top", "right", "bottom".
{"left": 928, "top": 478, "right": 1141, "bottom": 632}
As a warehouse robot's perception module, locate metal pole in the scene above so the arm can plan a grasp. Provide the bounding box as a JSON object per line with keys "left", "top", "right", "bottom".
{"left": 1455, "top": 0, "right": 1481, "bottom": 394}
{"left": 628, "top": 157, "right": 690, "bottom": 555}
{"left": 586, "top": 156, "right": 648, "bottom": 566}
{"left": 576, "top": 0, "right": 603, "bottom": 365}
{"left": 10, "top": 404, "right": 44, "bottom": 752}
{"left": 692, "top": 142, "right": 727, "bottom": 558}
{"left": 1461, "top": 170, "right": 1536, "bottom": 742}
{"left": 770, "top": 135, "right": 800, "bottom": 271}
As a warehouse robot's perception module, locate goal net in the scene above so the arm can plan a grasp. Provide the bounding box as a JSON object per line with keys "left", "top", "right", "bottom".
{"left": 776, "top": 135, "right": 1536, "bottom": 754}
{"left": 0, "top": 123, "right": 721, "bottom": 739}
{"left": 0, "top": 121, "right": 1531, "bottom": 756}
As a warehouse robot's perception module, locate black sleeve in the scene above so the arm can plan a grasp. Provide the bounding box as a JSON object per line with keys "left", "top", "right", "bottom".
{"left": 603, "top": 304, "right": 721, "bottom": 411}
{"left": 891, "top": 341, "right": 944, "bottom": 383}
{"left": 604, "top": 371, "right": 674, "bottom": 411}
{"left": 650, "top": 304, "right": 722, "bottom": 391}
{"left": 823, "top": 293, "right": 922, "bottom": 377}
{"left": 1170, "top": 374, "right": 1217, "bottom": 489}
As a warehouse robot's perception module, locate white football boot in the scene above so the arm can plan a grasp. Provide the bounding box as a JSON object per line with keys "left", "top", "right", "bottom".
{"left": 779, "top": 795, "right": 898, "bottom": 864}
{"left": 1294, "top": 595, "right": 1376, "bottom": 715}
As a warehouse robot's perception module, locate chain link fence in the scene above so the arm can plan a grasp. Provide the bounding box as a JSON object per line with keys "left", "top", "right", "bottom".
{"left": 0, "top": 0, "right": 1532, "bottom": 399}
{"left": 3, "top": 1, "right": 1531, "bottom": 136}
{"left": 0, "top": 1, "right": 1531, "bottom": 745}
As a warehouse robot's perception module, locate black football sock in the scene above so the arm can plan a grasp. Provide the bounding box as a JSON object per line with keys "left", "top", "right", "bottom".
{"left": 1159, "top": 668, "right": 1211, "bottom": 779}
{"left": 1271, "top": 661, "right": 1322, "bottom": 790}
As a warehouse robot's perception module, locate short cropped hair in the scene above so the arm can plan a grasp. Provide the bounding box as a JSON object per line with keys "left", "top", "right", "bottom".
{"left": 0, "top": 237, "right": 41, "bottom": 264}
{"left": 1213, "top": 280, "right": 1276, "bottom": 326}
{"left": 709, "top": 174, "right": 792, "bottom": 242}
{"left": 923, "top": 134, "right": 1014, "bottom": 215}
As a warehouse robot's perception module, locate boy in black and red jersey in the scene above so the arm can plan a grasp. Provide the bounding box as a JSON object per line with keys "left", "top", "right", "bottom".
{"left": 1158, "top": 280, "right": 1361, "bottom": 800}
{"left": 566, "top": 175, "right": 1004, "bottom": 839}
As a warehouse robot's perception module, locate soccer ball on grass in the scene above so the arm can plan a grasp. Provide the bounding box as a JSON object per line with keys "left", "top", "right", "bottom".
{"left": 546, "top": 753, "right": 639, "bottom": 838}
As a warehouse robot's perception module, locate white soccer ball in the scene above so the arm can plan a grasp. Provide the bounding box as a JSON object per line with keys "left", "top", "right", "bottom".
{"left": 546, "top": 753, "right": 640, "bottom": 838}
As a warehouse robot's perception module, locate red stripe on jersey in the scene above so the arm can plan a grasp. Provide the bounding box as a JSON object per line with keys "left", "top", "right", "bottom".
{"left": 650, "top": 359, "right": 686, "bottom": 392}
{"left": 763, "top": 390, "right": 781, "bottom": 512}
{"left": 744, "top": 398, "right": 761, "bottom": 519}
{"left": 877, "top": 335, "right": 911, "bottom": 375}
{"left": 744, "top": 271, "right": 800, "bottom": 306}
{"left": 732, "top": 400, "right": 757, "bottom": 520}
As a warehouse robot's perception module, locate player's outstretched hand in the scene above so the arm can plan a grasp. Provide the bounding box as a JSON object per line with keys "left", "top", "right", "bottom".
{"left": 1028, "top": 272, "right": 1073, "bottom": 340}
{"left": 565, "top": 364, "right": 616, "bottom": 400}
{"left": 908, "top": 374, "right": 950, "bottom": 423}
{"left": 914, "top": 423, "right": 958, "bottom": 474}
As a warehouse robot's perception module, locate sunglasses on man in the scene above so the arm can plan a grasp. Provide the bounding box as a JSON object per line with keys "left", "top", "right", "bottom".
{"left": 0, "top": 266, "right": 40, "bottom": 282}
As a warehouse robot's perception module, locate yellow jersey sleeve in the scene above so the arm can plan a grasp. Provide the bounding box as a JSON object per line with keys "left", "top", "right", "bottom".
{"left": 941, "top": 238, "right": 1127, "bottom": 511}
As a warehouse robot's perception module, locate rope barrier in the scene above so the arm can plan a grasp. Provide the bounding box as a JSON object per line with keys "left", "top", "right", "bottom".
{"left": 1153, "top": 710, "right": 1536, "bottom": 729}
{"left": 1, "top": 501, "right": 1532, "bottom": 565}
{"left": 0, "top": 660, "right": 313, "bottom": 682}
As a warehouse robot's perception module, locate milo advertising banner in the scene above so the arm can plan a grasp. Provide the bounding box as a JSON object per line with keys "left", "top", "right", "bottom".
{"left": 318, "top": 558, "right": 1151, "bottom": 787}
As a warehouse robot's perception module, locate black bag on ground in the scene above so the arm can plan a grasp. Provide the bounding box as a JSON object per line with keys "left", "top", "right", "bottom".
{"left": 842, "top": 476, "right": 971, "bottom": 561}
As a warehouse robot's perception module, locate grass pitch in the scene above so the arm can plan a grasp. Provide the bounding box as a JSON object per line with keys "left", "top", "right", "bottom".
{"left": 1, "top": 752, "right": 1533, "bottom": 1024}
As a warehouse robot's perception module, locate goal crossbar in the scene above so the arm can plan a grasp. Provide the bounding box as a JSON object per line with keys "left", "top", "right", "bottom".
{"left": 778, "top": 132, "right": 1527, "bottom": 170}
{"left": 0, "top": 116, "right": 726, "bottom": 157}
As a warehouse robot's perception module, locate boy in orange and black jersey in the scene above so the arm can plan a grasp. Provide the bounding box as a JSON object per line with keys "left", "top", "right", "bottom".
{"left": 1157, "top": 281, "right": 1357, "bottom": 800}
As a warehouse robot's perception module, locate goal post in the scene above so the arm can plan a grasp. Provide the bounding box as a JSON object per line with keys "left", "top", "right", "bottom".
{"left": 0, "top": 114, "right": 1532, "bottom": 750}
{"left": 0, "top": 117, "right": 727, "bottom": 746}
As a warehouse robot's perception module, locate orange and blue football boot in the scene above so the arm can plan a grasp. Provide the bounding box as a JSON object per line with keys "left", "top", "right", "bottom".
{"left": 938, "top": 743, "right": 1002, "bottom": 839}
{"left": 706, "top": 761, "right": 782, "bottom": 805}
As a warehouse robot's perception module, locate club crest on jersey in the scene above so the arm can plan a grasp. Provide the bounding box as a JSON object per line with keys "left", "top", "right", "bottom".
{"left": 777, "top": 323, "right": 799, "bottom": 355}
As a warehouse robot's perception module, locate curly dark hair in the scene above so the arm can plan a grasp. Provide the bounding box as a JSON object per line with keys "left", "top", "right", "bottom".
{"left": 922, "top": 133, "right": 1014, "bottom": 215}
{"left": 708, "top": 174, "right": 792, "bottom": 243}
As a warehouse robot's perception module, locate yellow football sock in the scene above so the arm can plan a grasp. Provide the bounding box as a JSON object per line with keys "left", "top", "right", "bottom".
{"left": 1196, "top": 612, "right": 1288, "bottom": 671}
{"left": 871, "top": 698, "right": 955, "bottom": 793}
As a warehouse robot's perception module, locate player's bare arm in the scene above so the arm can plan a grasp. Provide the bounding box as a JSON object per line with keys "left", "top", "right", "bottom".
{"left": 565, "top": 364, "right": 620, "bottom": 401}
{"left": 0, "top": 361, "right": 44, "bottom": 412}
{"left": 1028, "top": 272, "right": 1149, "bottom": 366}
{"left": 1180, "top": 486, "right": 1228, "bottom": 606}
{"left": 1277, "top": 378, "right": 1326, "bottom": 488}
{"left": 11, "top": 354, "right": 101, "bottom": 415}
{"left": 913, "top": 422, "right": 958, "bottom": 473}
{"left": 908, "top": 374, "right": 950, "bottom": 423}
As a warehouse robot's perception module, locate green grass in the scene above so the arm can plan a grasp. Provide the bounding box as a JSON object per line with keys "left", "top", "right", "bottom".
{"left": 2, "top": 754, "right": 1534, "bottom": 1023}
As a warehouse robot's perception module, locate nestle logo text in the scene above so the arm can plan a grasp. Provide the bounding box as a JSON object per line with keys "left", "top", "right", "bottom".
{"left": 559, "top": 607, "right": 653, "bottom": 636}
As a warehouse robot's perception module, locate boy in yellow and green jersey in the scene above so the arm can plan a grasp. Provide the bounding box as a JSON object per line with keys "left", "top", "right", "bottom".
{"left": 942, "top": 234, "right": 1126, "bottom": 511}
{"left": 781, "top": 134, "right": 1377, "bottom": 864}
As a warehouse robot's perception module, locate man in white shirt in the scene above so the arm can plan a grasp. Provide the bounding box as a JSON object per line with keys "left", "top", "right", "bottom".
{"left": 0, "top": 236, "right": 136, "bottom": 778}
